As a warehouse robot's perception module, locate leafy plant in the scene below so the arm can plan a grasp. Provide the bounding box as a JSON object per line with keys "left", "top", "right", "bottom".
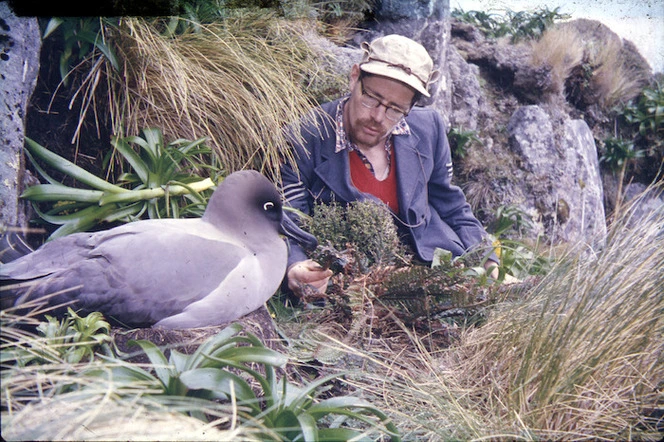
{"left": 489, "top": 204, "right": 535, "bottom": 237}
{"left": 1, "top": 308, "right": 112, "bottom": 366}
{"left": 599, "top": 136, "right": 645, "bottom": 172}
{"left": 42, "top": 17, "right": 120, "bottom": 85}
{"left": 452, "top": 7, "right": 570, "bottom": 42}
{"left": 22, "top": 129, "right": 217, "bottom": 240}
{"left": 448, "top": 126, "right": 482, "bottom": 159}
{"left": 484, "top": 205, "right": 550, "bottom": 280}
{"left": 89, "top": 324, "right": 400, "bottom": 440}
{"left": 2, "top": 315, "right": 400, "bottom": 440}
{"left": 621, "top": 81, "right": 664, "bottom": 143}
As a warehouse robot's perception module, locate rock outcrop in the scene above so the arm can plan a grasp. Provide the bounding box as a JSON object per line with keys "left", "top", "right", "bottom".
{"left": 0, "top": 3, "right": 40, "bottom": 230}
{"left": 507, "top": 106, "right": 606, "bottom": 247}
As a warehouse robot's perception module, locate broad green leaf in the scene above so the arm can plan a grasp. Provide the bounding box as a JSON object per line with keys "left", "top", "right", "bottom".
{"left": 99, "top": 188, "right": 161, "bottom": 205}
{"left": 141, "top": 128, "right": 164, "bottom": 163}
{"left": 112, "top": 137, "right": 150, "bottom": 184}
{"left": 127, "top": 340, "right": 172, "bottom": 388}
{"left": 173, "top": 136, "right": 209, "bottom": 154}
{"left": 295, "top": 412, "right": 318, "bottom": 442}
{"left": 210, "top": 346, "right": 289, "bottom": 368}
{"left": 25, "top": 138, "right": 126, "bottom": 193}
{"left": 74, "top": 29, "right": 119, "bottom": 71}
{"left": 185, "top": 323, "right": 243, "bottom": 370}
{"left": 102, "top": 202, "right": 144, "bottom": 223}
{"left": 282, "top": 372, "right": 340, "bottom": 410}
{"left": 21, "top": 184, "right": 104, "bottom": 203}
{"left": 94, "top": 355, "right": 161, "bottom": 386}
{"left": 273, "top": 409, "right": 301, "bottom": 441}
{"left": 43, "top": 17, "right": 63, "bottom": 38}
{"left": 179, "top": 368, "right": 257, "bottom": 404}
{"left": 317, "top": 428, "right": 367, "bottom": 441}
{"left": 168, "top": 349, "right": 190, "bottom": 373}
{"left": 35, "top": 203, "right": 120, "bottom": 240}
{"left": 23, "top": 148, "right": 62, "bottom": 185}
{"left": 308, "top": 397, "right": 400, "bottom": 441}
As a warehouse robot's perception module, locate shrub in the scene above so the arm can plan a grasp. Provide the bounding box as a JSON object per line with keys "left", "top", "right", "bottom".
{"left": 599, "top": 136, "right": 645, "bottom": 172}
{"left": 621, "top": 80, "right": 664, "bottom": 147}
{"left": 304, "top": 200, "right": 409, "bottom": 270}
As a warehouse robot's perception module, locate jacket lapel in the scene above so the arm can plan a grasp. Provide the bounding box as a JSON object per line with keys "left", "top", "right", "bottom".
{"left": 314, "top": 137, "right": 363, "bottom": 203}
{"left": 395, "top": 131, "right": 428, "bottom": 213}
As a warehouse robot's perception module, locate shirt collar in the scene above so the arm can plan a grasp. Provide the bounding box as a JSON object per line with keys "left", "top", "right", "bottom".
{"left": 334, "top": 96, "right": 411, "bottom": 154}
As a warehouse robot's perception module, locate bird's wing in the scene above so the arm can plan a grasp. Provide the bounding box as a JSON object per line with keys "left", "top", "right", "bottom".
{"left": 71, "top": 221, "right": 252, "bottom": 326}
{"left": 153, "top": 243, "right": 287, "bottom": 329}
{"left": 2, "top": 220, "right": 251, "bottom": 327}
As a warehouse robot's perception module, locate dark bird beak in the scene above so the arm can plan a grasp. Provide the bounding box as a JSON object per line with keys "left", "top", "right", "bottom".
{"left": 279, "top": 214, "right": 318, "bottom": 252}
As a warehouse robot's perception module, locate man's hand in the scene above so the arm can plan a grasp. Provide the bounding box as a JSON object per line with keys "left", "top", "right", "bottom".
{"left": 287, "top": 259, "right": 334, "bottom": 297}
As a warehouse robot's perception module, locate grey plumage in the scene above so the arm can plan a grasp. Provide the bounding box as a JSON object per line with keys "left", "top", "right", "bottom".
{"left": 0, "top": 170, "right": 317, "bottom": 328}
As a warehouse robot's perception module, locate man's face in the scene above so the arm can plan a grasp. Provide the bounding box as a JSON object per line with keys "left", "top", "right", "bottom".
{"left": 344, "top": 65, "right": 416, "bottom": 150}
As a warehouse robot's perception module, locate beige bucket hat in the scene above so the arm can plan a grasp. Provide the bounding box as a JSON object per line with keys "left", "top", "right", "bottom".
{"left": 359, "top": 34, "right": 441, "bottom": 97}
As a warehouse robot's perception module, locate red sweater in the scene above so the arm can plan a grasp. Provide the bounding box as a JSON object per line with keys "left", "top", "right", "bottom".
{"left": 349, "top": 149, "right": 399, "bottom": 213}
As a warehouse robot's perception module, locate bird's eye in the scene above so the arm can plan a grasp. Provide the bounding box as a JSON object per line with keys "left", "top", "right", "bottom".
{"left": 263, "top": 201, "right": 275, "bottom": 211}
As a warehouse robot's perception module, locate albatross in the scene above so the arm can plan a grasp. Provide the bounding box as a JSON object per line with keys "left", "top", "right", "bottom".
{"left": 0, "top": 170, "right": 317, "bottom": 329}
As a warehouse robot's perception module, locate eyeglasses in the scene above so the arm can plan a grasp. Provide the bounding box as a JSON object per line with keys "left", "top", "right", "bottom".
{"left": 359, "top": 79, "right": 410, "bottom": 122}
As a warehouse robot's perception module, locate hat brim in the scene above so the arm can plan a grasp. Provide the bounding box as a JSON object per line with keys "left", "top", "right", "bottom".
{"left": 360, "top": 61, "right": 431, "bottom": 97}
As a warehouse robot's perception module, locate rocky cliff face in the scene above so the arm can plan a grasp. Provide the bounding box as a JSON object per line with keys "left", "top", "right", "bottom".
{"left": 442, "top": 15, "right": 658, "bottom": 250}
{"left": 0, "top": 4, "right": 39, "bottom": 231}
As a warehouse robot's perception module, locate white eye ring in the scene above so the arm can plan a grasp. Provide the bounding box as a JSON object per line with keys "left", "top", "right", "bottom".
{"left": 263, "top": 202, "right": 275, "bottom": 211}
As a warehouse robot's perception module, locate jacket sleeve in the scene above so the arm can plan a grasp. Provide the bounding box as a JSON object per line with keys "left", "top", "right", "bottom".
{"left": 280, "top": 121, "right": 318, "bottom": 268}
{"left": 426, "top": 112, "right": 494, "bottom": 257}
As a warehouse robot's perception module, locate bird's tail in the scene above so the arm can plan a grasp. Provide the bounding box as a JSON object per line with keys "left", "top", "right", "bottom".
{"left": 0, "top": 230, "right": 35, "bottom": 264}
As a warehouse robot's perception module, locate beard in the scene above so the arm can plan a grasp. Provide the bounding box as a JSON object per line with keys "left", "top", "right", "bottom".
{"left": 349, "top": 116, "right": 391, "bottom": 150}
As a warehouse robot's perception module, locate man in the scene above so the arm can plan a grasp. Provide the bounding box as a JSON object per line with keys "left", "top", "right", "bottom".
{"left": 281, "top": 34, "right": 503, "bottom": 296}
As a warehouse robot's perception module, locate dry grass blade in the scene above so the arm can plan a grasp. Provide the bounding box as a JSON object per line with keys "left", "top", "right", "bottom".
{"left": 531, "top": 25, "right": 583, "bottom": 97}
{"left": 445, "top": 183, "right": 663, "bottom": 439}
{"left": 110, "top": 14, "right": 328, "bottom": 182}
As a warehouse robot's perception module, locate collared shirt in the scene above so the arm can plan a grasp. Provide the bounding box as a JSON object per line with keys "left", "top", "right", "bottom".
{"left": 334, "top": 97, "right": 410, "bottom": 177}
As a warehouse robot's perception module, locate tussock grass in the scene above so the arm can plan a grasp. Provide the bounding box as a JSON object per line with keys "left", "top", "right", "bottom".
{"left": 105, "top": 13, "right": 330, "bottom": 182}
{"left": 318, "top": 185, "right": 663, "bottom": 439}
{"left": 589, "top": 36, "right": 650, "bottom": 109}
{"left": 531, "top": 23, "right": 649, "bottom": 109}
{"left": 531, "top": 25, "right": 584, "bottom": 96}
{"left": 2, "top": 383, "right": 245, "bottom": 441}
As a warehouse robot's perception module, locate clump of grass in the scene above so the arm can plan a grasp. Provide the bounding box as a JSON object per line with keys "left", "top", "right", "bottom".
{"left": 531, "top": 25, "right": 584, "bottom": 96}
{"left": 560, "top": 24, "right": 650, "bottom": 111}
{"left": 111, "top": 14, "right": 328, "bottom": 181}
{"left": 443, "top": 184, "right": 663, "bottom": 438}
{"left": 590, "top": 37, "right": 650, "bottom": 109}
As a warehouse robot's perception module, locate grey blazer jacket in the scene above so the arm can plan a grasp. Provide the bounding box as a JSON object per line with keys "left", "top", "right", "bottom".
{"left": 281, "top": 98, "right": 492, "bottom": 268}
